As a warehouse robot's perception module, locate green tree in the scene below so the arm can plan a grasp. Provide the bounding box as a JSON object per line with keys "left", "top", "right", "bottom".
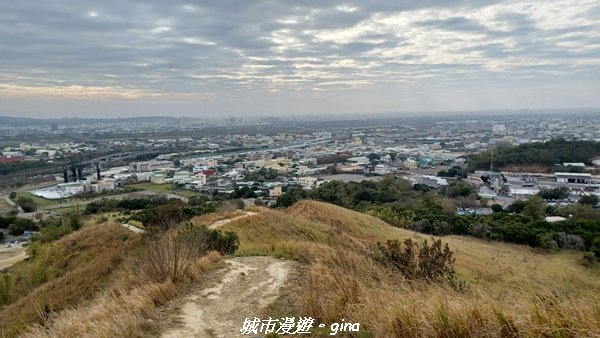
{"left": 16, "top": 196, "right": 37, "bottom": 213}
{"left": 506, "top": 200, "right": 525, "bottom": 213}
{"left": 274, "top": 194, "right": 297, "bottom": 208}
{"left": 491, "top": 204, "right": 504, "bottom": 213}
{"left": 524, "top": 195, "right": 546, "bottom": 221}
{"left": 579, "top": 195, "right": 599, "bottom": 207}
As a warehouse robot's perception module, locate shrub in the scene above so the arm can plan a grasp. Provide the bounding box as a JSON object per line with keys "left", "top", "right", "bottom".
{"left": 139, "top": 228, "right": 209, "bottom": 283}
{"left": 373, "top": 238, "right": 456, "bottom": 283}
{"left": 16, "top": 196, "right": 37, "bottom": 213}
{"left": 582, "top": 251, "right": 597, "bottom": 267}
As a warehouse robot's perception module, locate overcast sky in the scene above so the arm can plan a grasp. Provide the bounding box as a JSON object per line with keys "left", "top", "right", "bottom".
{"left": 1, "top": 0, "right": 599, "bottom": 118}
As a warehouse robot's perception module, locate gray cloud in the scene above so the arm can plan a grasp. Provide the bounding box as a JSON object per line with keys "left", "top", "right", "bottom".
{"left": 0, "top": 0, "right": 598, "bottom": 117}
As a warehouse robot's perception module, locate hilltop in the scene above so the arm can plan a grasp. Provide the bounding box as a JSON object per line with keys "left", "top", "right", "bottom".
{"left": 1, "top": 200, "right": 599, "bottom": 337}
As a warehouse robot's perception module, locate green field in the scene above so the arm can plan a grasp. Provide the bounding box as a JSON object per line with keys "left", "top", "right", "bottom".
{"left": 127, "top": 182, "right": 198, "bottom": 198}
{"left": 14, "top": 192, "right": 58, "bottom": 208}
{"left": 127, "top": 182, "right": 176, "bottom": 193}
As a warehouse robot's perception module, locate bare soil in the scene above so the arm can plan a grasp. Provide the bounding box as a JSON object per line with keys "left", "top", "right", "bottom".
{"left": 161, "top": 256, "right": 297, "bottom": 338}
{"left": 0, "top": 245, "right": 27, "bottom": 270}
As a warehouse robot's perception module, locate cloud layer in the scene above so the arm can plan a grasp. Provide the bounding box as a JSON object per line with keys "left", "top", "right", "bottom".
{"left": 0, "top": 0, "right": 599, "bottom": 116}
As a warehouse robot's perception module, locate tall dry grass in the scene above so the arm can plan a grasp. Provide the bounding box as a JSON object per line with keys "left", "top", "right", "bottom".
{"left": 223, "top": 200, "right": 600, "bottom": 337}
{"left": 0, "top": 223, "right": 139, "bottom": 337}
{"left": 21, "top": 252, "right": 221, "bottom": 338}
{"left": 0, "top": 220, "right": 222, "bottom": 338}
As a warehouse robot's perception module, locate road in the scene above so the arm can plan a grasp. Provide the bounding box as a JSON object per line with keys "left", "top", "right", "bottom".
{"left": 0, "top": 243, "right": 27, "bottom": 270}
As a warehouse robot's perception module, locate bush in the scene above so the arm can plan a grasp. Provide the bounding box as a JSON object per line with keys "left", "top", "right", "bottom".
{"left": 8, "top": 218, "right": 38, "bottom": 236}
{"left": 16, "top": 196, "right": 37, "bottom": 213}
{"left": 373, "top": 238, "right": 456, "bottom": 283}
{"left": 139, "top": 228, "right": 209, "bottom": 283}
{"left": 582, "top": 251, "right": 597, "bottom": 267}
{"left": 491, "top": 204, "right": 503, "bottom": 213}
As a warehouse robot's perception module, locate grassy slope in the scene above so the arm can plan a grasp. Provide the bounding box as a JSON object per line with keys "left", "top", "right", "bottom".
{"left": 0, "top": 223, "right": 140, "bottom": 337}
{"left": 221, "top": 200, "right": 600, "bottom": 337}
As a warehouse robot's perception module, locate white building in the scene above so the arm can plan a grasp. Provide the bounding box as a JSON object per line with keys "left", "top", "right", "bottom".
{"left": 129, "top": 160, "right": 174, "bottom": 173}
{"left": 91, "top": 180, "right": 115, "bottom": 193}
{"left": 374, "top": 164, "right": 390, "bottom": 175}
{"left": 269, "top": 186, "right": 282, "bottom": 198}
{"left": 151, "top": 174, "right": 166, "bottom": 184}
{"left": 192, "top": 173, "right": 207, "bottom": 186}
{"left": 404, "top": 159, "right": 418, "bottom": 170}
{"left": 347, "top": 156, "right": 369, "bottom": 165}
{"left": 298, "top": 176, "right": 317, "bottom": 188}
{"left": 555, "top": 172, "right": 592, "bottom": 184}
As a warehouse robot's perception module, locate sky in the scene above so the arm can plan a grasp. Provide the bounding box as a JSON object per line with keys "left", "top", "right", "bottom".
{"left": 1, "top": 0, "right": 599, "bottom": 118}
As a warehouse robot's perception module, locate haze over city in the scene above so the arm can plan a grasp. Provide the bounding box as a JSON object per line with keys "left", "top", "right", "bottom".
{"left": 1, "top": 0, "right": 599, "bottom": 118}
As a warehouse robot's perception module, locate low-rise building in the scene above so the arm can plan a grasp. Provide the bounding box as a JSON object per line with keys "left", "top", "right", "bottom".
{"left": 151, "top": 174, "right": 166, "bottom": 184}
{"left": 298, "top": 176, "right": 317, "bottom": 188}
{"left": 555, "top": 172, "right": 592, "bottom": 184}
{"left": 269, "top": 186, "right": 282, "bottom": 198}
{"left": 374, "top": 164, "right": 390, "bottom": 175}
{"left": 129, "top": 160, "right": 174, "bottom": 173}
{"left": 403, "top": 159, "right": 418, "bottom": 170}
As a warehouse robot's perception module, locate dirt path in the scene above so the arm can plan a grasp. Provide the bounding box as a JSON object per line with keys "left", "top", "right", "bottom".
{"left": 208, "top": 212, "right": 257, "bottom": 230}
{"left": 0, "top": 245, "right": 27, "bottom": 270}
{"left": 161, "top": 256, "right": 296, "bottom": 338}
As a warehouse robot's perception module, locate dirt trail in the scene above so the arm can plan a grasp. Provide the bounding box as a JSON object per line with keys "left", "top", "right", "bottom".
{"left": 208, "top": 212, "right": 257, "bottom": 230}
{"left": 161, "top": 256, "right": 295, "bottom": 338}
{"left": 0, "top": 246, "right": 27, "bottom": 270}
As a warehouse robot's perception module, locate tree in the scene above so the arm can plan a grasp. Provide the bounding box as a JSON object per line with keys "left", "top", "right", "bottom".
{"left": 145, "top": 203, "right": 185, "bottom": 231}
{"left": 524, "top": 195, "right": 545, "bottom": 221}
{"left": 274, "top": 194, "right": 297, "bottom": 208}
{"left": 506, "top": 200, "right": 525, "bottom": 213}
{"left": 491, "top": 204, "right": 504, "bottom": 213}
{"left": 8, "top": 218, "right": 37, "bottom": 236}
{"left": 68, "top": 213, "right": 82, "bottom": 230}
{"left": 367, "top": 153, "right": 381, "bottom": 163}
{"left": 16, "top": 196, "right": 37, "bottom": 213}
{"left": 538, "top": 187, "right": 569, "bottom": 200}
{"left": 579, "top": 195, "right": 599, "bottom": 207}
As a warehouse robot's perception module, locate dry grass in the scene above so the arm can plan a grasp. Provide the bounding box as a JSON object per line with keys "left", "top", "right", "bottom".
{"left": 21, "top": 252, "right": 221, "bottom": 338}
{"left": 0, "top": 223, "right": 139, "bottom": 337}
{"left": 4, "top": 199, "right": 599, "bottom": 337}
{"left": 0, "top": 221, "right": 222, "bottom": 338}
{"left": 223, "top": 200, "right": 600, "bottom": 337}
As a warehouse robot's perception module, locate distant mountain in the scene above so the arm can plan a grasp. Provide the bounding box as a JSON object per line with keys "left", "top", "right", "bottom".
{"left": 0, "top": 115, "right": 203, "bottom": 127}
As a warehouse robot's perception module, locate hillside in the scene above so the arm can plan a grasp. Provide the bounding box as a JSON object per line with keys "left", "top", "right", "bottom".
{"left": 219, "top": 201, "right": 600, "bottom": 337}
{"left": 0, "top": 223, "right": 141, "bottom": 336}
{"left": 1, "top": 201, "right": 599, "bottom": 337}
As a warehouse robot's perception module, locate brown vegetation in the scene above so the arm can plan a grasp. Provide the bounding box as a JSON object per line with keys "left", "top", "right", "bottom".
{"left": 0, "top": 216, "right": 222, "bottom": 337}
{"left": 221, "top": 200, "right": 600, "bottom": 337}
